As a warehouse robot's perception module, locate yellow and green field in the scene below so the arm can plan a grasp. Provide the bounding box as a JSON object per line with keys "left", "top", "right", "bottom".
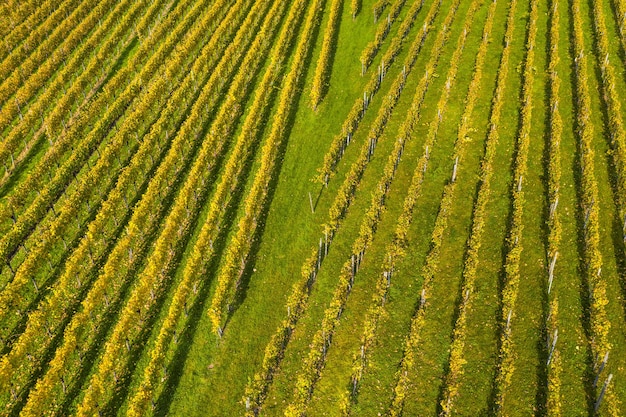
{"left": 1, "top": 0, "right": 626, "bottom": 415}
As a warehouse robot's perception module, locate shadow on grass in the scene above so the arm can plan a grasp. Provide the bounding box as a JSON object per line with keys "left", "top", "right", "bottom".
{"left": 604, "top": 0, "right": 626, "bottom": 87}
{"left": 99, "top": 37, "right": 139, "bottom": 93}
{"left": 221, "top": 0, "right": 326, "bottom": 337}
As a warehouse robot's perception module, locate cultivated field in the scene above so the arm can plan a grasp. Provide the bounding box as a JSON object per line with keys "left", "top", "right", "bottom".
{"left": 1, "top": 0, "right": 626, "bottom": 415}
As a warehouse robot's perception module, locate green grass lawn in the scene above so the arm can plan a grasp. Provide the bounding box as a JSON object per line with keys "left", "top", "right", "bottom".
{"left": 3, "top": 0, "right": 626, "bottom": 414}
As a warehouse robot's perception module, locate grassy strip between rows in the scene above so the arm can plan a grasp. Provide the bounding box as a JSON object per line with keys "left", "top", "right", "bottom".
{"left": 609, "top": 0, "right": 626, "bottom": 65}
{"left": 383, "top": 1, "right": 486, "bottom": 416}
{"left": 408, "top": 0, "right": 503, "bottom": 413}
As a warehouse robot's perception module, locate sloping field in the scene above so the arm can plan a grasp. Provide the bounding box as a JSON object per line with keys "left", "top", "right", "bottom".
{"left": 1, "top": 0, "right": 626, "bottom": 415}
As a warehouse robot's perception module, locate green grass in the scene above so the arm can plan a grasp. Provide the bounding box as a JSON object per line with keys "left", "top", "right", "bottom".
{"left": 3, "top": 0, "right": 626, "bottom": 413}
